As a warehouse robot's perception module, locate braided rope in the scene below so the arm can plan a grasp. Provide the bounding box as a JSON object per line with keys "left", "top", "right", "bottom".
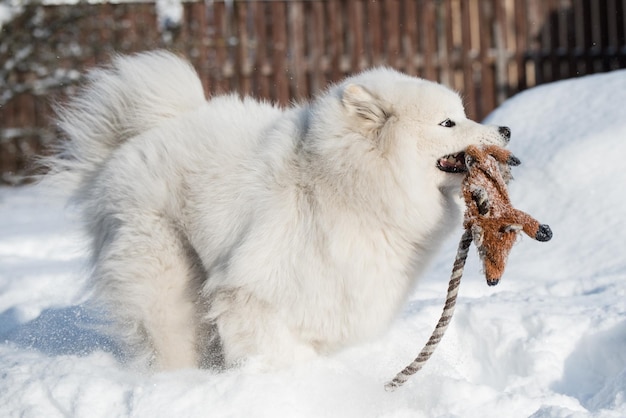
{"left": 384, "top": 229, "right": 473, "bottom": 391}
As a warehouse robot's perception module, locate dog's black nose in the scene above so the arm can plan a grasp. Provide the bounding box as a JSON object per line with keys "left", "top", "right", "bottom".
{"left": 535, "top": 224, "right": 553, "bottom": 242}
{"left": 499, "top": 126, "right": 511, "bottom": 142}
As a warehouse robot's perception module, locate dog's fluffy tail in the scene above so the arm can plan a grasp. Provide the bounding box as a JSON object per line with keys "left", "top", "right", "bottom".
{"left": 44, "top": 50, "right": 205, "bottom": 188}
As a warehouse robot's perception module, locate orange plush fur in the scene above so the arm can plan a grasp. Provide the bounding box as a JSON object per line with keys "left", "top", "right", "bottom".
{"left": 462, "top": 145, "right": 552, "bottom": 286}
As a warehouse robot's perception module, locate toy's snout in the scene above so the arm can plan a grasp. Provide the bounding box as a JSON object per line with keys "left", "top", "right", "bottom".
{"left": 487, "top": 278, "right": 500, "bottom": 287}
{"left": 535, "top": 224, "right": 553, "bottom": 242}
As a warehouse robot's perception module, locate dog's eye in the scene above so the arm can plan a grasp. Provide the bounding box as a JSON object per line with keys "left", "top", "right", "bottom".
{"left": 439, "top": 118, "right": 455, "bottom": 128}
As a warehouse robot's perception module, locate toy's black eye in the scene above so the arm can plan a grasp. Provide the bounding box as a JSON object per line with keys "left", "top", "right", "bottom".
{"left": 439, "top": 118, "right": 455, "bottom": 128}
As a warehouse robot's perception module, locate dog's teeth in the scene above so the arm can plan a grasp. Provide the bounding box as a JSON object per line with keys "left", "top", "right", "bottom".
{"left": 448, "top": 154, "right": 462, "bottom": 167}
{"left": 438, "top": 153, "right": 466, "bottom": 172}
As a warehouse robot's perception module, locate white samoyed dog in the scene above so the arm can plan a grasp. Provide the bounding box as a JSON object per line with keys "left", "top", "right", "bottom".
{"left": 47, "top": 50, "right": 511, "bottom": 371}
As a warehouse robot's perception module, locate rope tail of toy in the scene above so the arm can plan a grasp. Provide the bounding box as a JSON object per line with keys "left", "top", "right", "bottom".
{"left": 384, "top": 229, "right": 473, "bottom": 392}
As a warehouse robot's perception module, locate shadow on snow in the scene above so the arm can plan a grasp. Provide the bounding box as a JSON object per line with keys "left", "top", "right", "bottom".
{"left": 0, "top": 305, "right": 123, "bottom": 359}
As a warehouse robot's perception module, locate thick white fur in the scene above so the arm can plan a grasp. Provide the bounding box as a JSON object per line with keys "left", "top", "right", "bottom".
{"left": 48, "top": 51, "right": 510, "bottom": 370}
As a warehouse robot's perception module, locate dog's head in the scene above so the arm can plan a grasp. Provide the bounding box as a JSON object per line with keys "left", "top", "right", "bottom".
{"left": 335, "top": 69, "right": 511, "bottom": 194}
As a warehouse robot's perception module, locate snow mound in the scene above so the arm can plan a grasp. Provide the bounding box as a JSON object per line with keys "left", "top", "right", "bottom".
{"left": 1, "top": 70, "right": 625, "bottom": 417}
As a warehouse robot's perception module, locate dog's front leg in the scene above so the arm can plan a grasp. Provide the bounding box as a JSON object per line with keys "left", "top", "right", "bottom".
{"left": 205, "top": 288, "right": 318, "bottom": 370}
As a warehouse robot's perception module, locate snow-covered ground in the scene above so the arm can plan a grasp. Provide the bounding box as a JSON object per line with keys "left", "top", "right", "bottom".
{"left": 1, "top": 70, "right": 625, "bottom": 417}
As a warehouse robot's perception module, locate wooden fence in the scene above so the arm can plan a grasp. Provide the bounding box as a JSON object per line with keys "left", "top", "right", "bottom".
{"left": 1, "top": 0, "right": 625, "bottom": 183}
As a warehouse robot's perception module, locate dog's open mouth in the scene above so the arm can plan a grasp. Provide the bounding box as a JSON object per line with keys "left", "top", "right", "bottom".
{"left": 437, "top": 152, "right": 467, "bottom": 173}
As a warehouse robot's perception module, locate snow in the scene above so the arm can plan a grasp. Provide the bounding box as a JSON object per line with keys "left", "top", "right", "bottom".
{"left": 1, "top": 70, "right": 626, "bottom": 417}
{"left": 155, "top": 0, "right": 183, "bottom": 31}
{"left": 0, "top": 0, "right": 22, "bottom": 30}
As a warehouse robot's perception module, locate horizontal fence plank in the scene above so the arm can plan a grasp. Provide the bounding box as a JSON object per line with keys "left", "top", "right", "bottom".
{"left": 1, "top": 0, "right": 625, "bottom": 183}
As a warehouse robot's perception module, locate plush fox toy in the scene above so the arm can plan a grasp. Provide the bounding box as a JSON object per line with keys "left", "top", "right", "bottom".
{"left": 385, "top": 145, "right": 553, "bottom": 391}
{"left": 462, "top": 144, "right": 552, "bottom": 285}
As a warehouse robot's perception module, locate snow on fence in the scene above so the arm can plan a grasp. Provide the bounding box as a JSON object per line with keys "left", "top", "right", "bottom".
{"left": 1, "top": 0, "right": 625, "bottom": 184}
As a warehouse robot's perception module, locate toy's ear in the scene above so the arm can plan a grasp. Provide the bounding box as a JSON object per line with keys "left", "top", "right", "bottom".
{"left": 507, "top": 154, "right": 521, "bottom": 166}
{"left": 465, "top": 153, "right": 477, "bottom": 169}
{"left": 471, "top": 186, "right": 490, "bottom": 215}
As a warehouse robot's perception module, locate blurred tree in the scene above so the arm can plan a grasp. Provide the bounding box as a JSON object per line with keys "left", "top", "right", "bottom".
{"left": 1, "top": 1, "right": 88, "bottom": 108}
{"left": 0, "top": 1, "right": 94, "bottom": 183}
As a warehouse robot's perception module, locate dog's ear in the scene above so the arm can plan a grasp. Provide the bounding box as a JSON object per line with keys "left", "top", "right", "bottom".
{"left": 341, "top": 84, "right": 392, "bottom": 130}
